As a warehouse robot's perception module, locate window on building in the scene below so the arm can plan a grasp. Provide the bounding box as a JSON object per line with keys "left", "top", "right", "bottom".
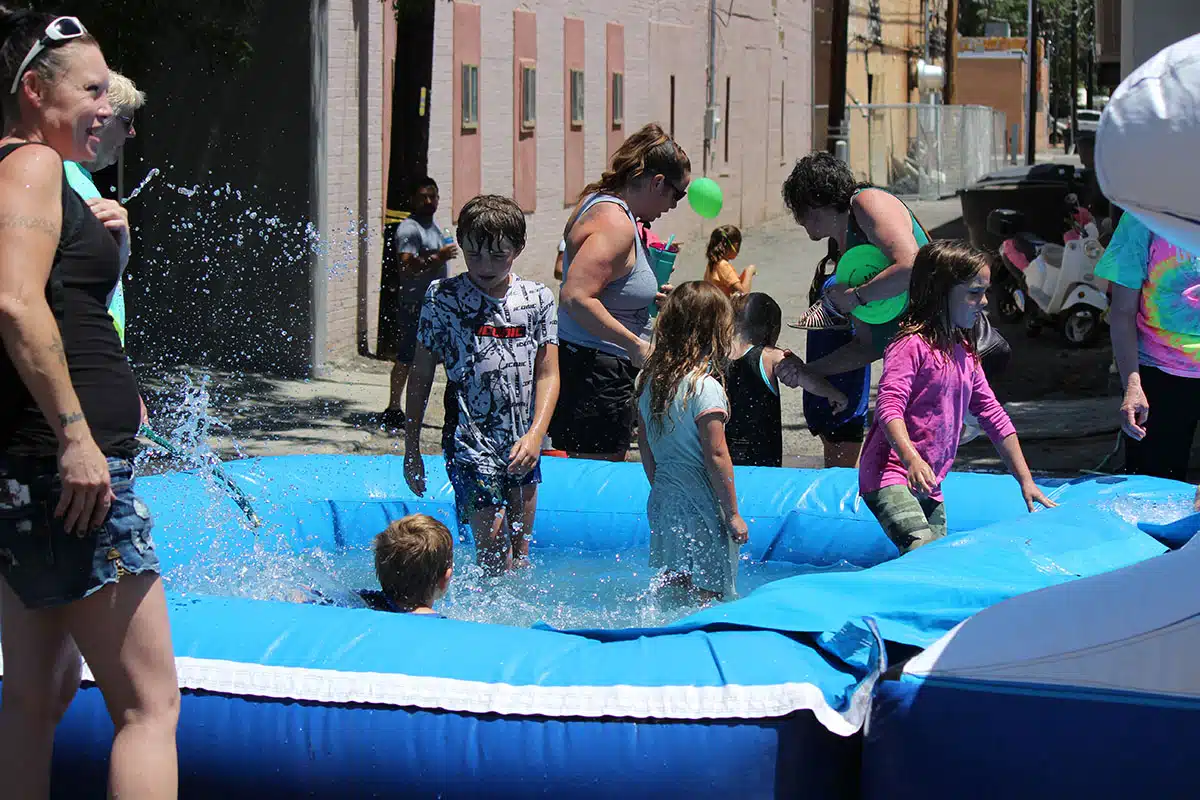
{"left": 521, "top": 62, "right": 536, "bottom": 130}
{"left": 461, "top": 63, "right": 479, "bottom": 129}
{"left": 570, "top": 68, "right": 585, "bottom": 128}
{"left": 723, "top": 75, "right": 731, "bottom": 162}
{"left": 611, "top": 71, "right": 624, "bottom": 129}
{"left": 669, "top": 75, "right": 676, "bottom": 137}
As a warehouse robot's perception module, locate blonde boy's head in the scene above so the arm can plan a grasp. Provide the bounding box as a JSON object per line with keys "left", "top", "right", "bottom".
{"left": 374, "top": 514, "right": 454, "bottom": 611}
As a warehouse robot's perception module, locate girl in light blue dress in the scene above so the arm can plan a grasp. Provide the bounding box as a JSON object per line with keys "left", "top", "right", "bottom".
{"left": 636, "top": 282, "right": 749, "bottom": 602}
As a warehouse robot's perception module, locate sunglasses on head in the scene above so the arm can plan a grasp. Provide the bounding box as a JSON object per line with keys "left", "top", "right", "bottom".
{"left": 9, "top": 16, "right": 88, "bottom": 96}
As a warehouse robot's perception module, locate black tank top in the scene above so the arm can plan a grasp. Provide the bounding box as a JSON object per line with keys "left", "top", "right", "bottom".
{"left": 0, "top": 143, "right": 140, "bottom": 459}
{"left": 724, "top": 345, "right": 783, "bottom": 468}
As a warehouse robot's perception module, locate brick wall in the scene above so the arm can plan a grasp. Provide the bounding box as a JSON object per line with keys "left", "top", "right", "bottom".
{"left": 426, "top": 0, "right": 813, "bottom": 288}
{"left": 957, "top": 52, "right": 1050, "bottom": 156}
{"left": 319, "top": 0, "right": 384, "bottom": 367}
{"left": 310, "top": 0, "right": 810, "bottom": 369}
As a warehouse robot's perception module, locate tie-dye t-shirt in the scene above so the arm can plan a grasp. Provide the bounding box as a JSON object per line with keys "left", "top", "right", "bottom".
{"left": 1096, "top": 214, "right": 1200, "bottom": 378}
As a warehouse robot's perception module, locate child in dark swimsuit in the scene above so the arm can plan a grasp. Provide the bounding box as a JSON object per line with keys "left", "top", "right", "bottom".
{"left": 725, "top": 293, "right": 846, "bottom": 468}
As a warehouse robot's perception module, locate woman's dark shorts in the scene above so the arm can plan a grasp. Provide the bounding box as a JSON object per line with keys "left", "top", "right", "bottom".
{"left": 0, "top": 457, "right": 159, "bottom": 609}
{"left": 811, "top": 417, "right": 866, "bottom": 444}
{"left": 548, "top": 340, "right": 639, "bottom": 455}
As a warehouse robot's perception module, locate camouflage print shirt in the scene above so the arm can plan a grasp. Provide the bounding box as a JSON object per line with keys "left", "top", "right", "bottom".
{"left": 417, "top": 274, "right": 558, "bottom": 474}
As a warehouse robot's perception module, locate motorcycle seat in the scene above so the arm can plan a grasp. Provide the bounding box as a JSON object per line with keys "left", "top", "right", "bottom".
{"left": 1010, "top": 232, "right": 1045, "bottom": 263}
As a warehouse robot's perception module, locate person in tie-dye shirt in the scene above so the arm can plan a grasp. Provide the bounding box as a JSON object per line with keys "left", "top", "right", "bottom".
{"left": 1097, "top": 213, "right": 1200, "bottom": 482}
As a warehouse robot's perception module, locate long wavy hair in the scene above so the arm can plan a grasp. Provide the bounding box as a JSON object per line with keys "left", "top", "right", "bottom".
{"left": 578, "top": 122, "right": 690, "bottom": 201}
{"left": 636, "top": 281, "right": 733, "bottom": 433}
{"left": 897, "top": 240, "right": 994, "bottom": 359}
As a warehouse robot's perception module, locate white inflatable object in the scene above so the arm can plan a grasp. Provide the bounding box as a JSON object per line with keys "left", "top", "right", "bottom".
{"left": 904, "top": 534, "right": 1200, "bottom": 698}
{"left": 1096, "top": 33, "right": 1200, "bottom": 252}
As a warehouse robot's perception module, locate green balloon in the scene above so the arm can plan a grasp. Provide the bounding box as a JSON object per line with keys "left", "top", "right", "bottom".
{"left": 688, "top": 177, "right": 723, "bottom": 219}
{"left": 835, "top": 244, "right": 908, "bottom": 324}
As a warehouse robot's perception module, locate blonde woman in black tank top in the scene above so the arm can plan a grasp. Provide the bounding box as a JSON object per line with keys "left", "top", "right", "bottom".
{"left": 0, "top": 12, "right": 178, "bottom": 796}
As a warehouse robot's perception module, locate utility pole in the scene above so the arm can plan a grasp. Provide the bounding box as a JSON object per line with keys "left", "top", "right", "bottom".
{"left": 1026, "top": 0, "right": 1039, "bottom": 165}
{"left": 945, "top": 0, "right": 959, "bottom": 104}
{"left": 827, "top": 0, "right": 850, "bottom": 154}
{"left": 1070, "top": 0, "right": 1079, "bottom": 147}
{"left": 704, "top": 0, "right": 717, "bottom": 175}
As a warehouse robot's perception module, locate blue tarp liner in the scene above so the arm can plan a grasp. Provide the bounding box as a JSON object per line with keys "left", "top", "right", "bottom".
{"left": 21, "top": 455, "right": 1189, "bottom": 798}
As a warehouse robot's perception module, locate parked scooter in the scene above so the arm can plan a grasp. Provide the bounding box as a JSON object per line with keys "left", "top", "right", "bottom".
{"left": 987, "top": 197, "right": 1109, "bottom": 347}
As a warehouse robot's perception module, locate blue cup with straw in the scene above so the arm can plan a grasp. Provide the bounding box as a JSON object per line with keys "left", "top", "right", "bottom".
{"left": 648, "top": 235, "right": 678, "bottom": 318}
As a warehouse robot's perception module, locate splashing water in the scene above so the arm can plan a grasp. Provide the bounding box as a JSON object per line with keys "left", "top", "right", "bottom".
{"left": 139, "top": 382, "right": 844, "bottom": 627}
{"left": 1103, "top": 493, "right": 1196, "bottom": 528}
{"left": 179, "top": 537, "right": 851, "bottom": 630}
{"left": 126, "top": 170, "right": 839, "bottom": 628}
{"left": 121, "top": 167, "right": 160, "bottom": 204}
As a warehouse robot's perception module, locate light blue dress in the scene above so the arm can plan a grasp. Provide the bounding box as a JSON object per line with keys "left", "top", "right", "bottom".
{"left": 638, "top": 374, "right": 738, "bottom": 596}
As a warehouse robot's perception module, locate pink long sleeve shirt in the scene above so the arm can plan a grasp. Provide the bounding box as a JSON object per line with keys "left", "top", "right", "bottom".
{"left": 859, "top": 333, "right": 1016, "bottom": 502}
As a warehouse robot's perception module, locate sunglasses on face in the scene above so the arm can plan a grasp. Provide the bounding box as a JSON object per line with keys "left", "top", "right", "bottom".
{"left": 9, "top": 16, "right": 87, "bottom": 96}
{"left": 664, "top": 178, "right": 687, "bottom": 202}
{"left": 114, "top": 114, "right": 135, "bottom": 133}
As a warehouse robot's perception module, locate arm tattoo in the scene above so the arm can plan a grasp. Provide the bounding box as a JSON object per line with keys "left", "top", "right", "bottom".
{"left": 0, "top": 213, "right": 59, "bottom": 238}
{"left": 48, "top": 338, "right": 66, "bottom": 366}
{"left": 58, "top": 412, "right": 85, "bottom": 428}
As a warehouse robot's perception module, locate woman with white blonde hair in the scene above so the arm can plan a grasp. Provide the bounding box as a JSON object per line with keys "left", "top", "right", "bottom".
{"left": 63, "top": 69, "right": 146, "bottom": 347}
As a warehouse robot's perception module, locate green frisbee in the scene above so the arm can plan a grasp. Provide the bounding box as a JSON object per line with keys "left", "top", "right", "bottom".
{"left": 835, "top": 244, "right": 908, "bottom": 324}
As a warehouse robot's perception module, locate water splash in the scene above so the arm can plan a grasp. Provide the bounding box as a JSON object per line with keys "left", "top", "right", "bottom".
{"left": 121, "top": 167, "right": 161, "bottom": 204}
{"left": 1103, "top": 494, "right": 1195, "bottom": 528}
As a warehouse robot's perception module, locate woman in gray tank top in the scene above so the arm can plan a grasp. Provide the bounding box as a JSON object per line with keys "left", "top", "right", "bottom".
{"left": 549, "top": 123, "right": 691, "bottom": 460}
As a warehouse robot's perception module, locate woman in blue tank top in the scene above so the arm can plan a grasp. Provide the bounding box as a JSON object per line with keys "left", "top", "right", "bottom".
{"left": 779, "top": 153, "right": 929, "bottom": 378}
{"left": 776, "top": 153, "right": 929, "bottom": 465}
{"left": 550, "top": 123, "right": 691, "bottom": 460}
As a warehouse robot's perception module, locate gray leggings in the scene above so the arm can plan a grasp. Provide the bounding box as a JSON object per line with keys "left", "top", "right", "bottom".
{"left": 862, "top": 484, "right": 947, "bottom": 555}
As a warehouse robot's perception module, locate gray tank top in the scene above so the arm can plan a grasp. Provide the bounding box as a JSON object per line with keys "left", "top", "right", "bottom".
{"left": 557, "top": 193, "right": 658, "bottom": 359}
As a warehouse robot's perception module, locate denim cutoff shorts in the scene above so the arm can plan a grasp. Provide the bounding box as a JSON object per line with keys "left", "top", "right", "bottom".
{"left": 0, "top": 456, "right": 160, "bottom": 609}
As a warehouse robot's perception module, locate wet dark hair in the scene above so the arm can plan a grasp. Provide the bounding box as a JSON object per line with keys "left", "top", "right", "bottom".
{"left": 732, "top": 292, "right": 782, "bottom": 347}
{"left": 456, "top": 194, "right": 527, "bottom": 253}
{"left": 409, "top": 175, "right": 438, "bottom": 197}
{"left": 782, "top": 151, "right": 864, "bottom": 221}
{"left": 898, "top": 240, "right": 995, "bottom": 358}
{"left": 0, "top": 7, "right": 98, "bottom": 124}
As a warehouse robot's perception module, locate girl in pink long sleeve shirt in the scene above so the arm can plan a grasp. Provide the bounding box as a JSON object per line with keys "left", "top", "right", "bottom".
{"left": 859, "top": 242, "right": 1056, "bottom": 554}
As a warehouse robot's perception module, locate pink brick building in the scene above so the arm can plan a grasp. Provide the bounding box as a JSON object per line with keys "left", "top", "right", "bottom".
{"left": 318, "top": 0, "right": 814, "bottom": 372}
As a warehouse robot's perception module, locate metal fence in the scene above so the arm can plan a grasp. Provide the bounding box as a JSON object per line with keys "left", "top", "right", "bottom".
{"left": 818, "top": 104, "right": 1009, "bottom": 200}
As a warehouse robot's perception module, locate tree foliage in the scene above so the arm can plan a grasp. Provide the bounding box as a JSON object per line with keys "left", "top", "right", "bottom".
{"left": 959, "top": 0, "right": 1097, "bottom": 114}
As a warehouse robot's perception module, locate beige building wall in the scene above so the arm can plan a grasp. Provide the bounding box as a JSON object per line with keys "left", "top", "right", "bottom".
{"left": 843, "top": 0, "right": 941, "bottom": 184}
{"left": 425, "top": 0, "right": 813, "bottom": 291}
{"left": 312, "top": 0, "right": 813, "bottom": 367}
{"left": 956, "top": 38, "right": 1049, "bottom": 156}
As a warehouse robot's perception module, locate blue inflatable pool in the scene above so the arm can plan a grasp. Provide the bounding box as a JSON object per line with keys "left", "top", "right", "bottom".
{"left": 21, "top": 455, "right": 1187, "bottom": 798}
